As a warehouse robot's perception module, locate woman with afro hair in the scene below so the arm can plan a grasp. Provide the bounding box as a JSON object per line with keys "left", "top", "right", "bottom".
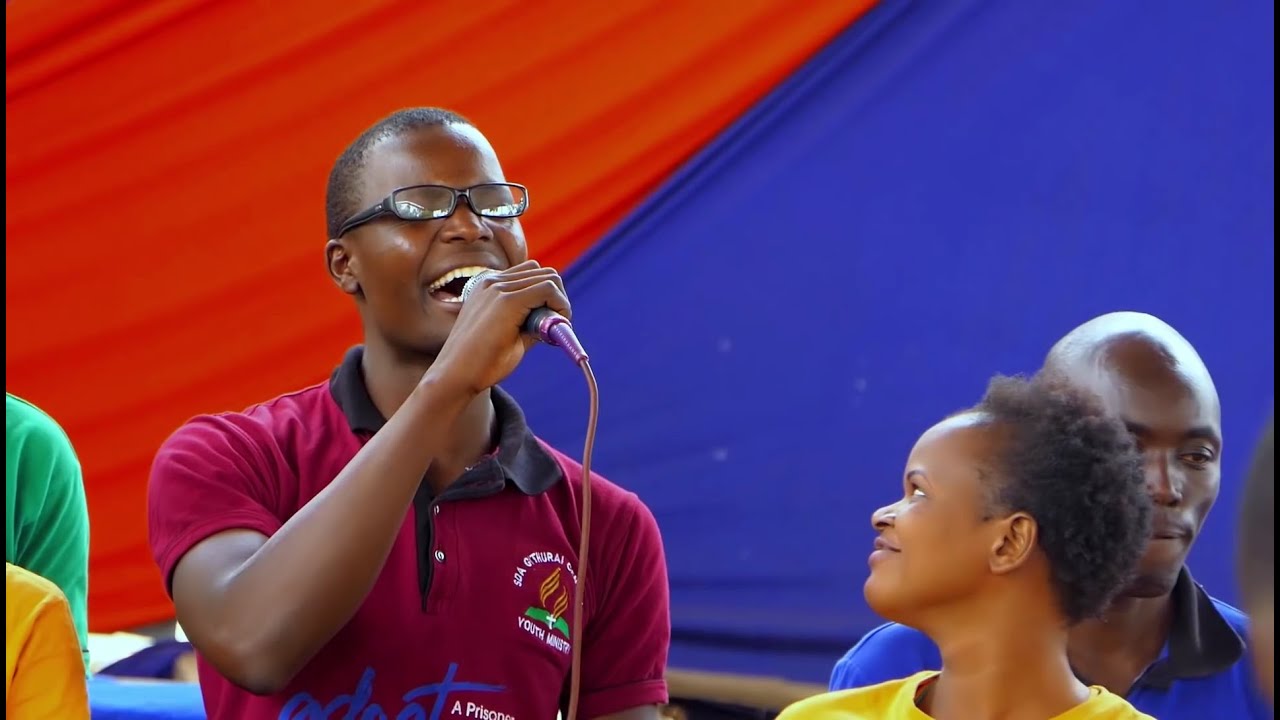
{"left": 781, "top": 374, "right": 1155, "bottom": 720}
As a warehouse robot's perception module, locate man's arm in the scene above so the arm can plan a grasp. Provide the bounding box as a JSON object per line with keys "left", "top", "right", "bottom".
{"left": 154, "top": 265, "right": 574, "bottom": 695}
{"left": 153, "top": 376, "right": 472, "bottom": 695}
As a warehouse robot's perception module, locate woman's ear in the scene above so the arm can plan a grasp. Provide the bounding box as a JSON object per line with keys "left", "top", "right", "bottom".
{"left": 989, "top": 512, "right": 1038, "bottom": 575}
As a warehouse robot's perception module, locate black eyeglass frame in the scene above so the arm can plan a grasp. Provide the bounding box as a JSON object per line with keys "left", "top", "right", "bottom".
{"left": 335, "top": 182, "right": 530, "bottom": 237}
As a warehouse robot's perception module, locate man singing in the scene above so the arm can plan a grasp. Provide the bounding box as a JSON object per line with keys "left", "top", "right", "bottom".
{"left": 148, "top": 108, "right": 670, "bottom": 719}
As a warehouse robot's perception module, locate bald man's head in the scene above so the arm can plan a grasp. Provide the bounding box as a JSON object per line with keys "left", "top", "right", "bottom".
{"left": 1042, "top": 312, "right": 1222, "bottom": 598}
{"left": 1044, "top": 312, "right": 1219, "bottom": 412}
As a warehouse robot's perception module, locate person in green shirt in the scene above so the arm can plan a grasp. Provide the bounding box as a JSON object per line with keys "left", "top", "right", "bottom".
{"left": 6, "top": 393, "right": 90, "bottom": 671}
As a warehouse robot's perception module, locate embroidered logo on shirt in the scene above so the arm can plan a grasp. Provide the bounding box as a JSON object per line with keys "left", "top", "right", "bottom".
{"left": 512, "top": 550, "right": 576, "bottom": 655}
{"left": 525, "top": 566, "right": 572, "bottom": 639}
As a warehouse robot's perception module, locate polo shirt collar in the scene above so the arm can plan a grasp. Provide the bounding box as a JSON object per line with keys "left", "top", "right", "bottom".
{"left": 1139, "top": 566, "right": 1245, "bottom": 688}
{"left": 328, "top": 345, "right": 562, "bottom": 495}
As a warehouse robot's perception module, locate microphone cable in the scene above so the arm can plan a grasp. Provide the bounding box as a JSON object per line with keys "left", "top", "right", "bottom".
{"left": 564, "top": 357, "right": 597, "bottom": 720}
{"left": 459, "top": 270, "right": 598, "bottom": 720}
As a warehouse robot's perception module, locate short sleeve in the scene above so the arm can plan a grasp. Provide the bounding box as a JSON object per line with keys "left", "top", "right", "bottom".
{"left": 8, "top": 589, "right": 90, "bottom": 718}
{"left": 147, "top": 415, "right": 286, "bottom": 594}
{"left": 5, "top": 394, "right": 91, "bottom": 669}
{"left": 578, "top": 493, "right": 670, "bottom": 718}
{"left": 829, "top": 622, "right": 942, "bottom": 691}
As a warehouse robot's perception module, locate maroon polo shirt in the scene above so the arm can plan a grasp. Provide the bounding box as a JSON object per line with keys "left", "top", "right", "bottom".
{"left": 148, "top": 346, "right": 670, "bottom": 719}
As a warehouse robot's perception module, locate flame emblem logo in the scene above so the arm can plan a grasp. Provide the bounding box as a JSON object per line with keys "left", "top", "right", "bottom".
{"left": 524, "top": 566, "right": 572, "bottom": 639}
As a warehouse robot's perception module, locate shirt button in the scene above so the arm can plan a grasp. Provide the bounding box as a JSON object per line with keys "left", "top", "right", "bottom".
{"left": 434, "top": 550, "right": 446, "bottom": 563}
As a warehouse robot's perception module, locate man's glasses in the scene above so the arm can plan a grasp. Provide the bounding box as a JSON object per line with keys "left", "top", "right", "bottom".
{"left": 336, "top": 183, "right": 529, "bottom": 237}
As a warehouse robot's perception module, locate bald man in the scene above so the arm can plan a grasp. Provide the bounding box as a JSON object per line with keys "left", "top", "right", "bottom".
{"left": 827, "top": 312, "right": 1270, "bottom": 719}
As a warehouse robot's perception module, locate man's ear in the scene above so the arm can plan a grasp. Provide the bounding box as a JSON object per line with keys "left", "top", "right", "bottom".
{"left": 988, "top": 512, "right": 1038, "bottom": 575}
{"left": 326, "top": 239, "right": 360, "bottom": 295}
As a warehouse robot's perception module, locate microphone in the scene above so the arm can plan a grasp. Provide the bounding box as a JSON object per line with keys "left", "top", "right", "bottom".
{"left": 460, "top": 270, "right": 590, "bottom": 365}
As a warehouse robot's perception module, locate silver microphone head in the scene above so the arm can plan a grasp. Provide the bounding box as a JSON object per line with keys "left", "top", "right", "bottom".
{"left": 459, "top": 270, "right": 499, "bottom": 304}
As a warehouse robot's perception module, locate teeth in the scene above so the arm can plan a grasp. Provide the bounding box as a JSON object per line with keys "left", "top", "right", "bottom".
{"left": 427, "top": 266, "right": 492, "bottom": 292}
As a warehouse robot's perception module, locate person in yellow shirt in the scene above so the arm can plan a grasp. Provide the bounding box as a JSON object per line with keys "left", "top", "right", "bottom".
{"left": 6, "top": 563, "right": 90, "bottom": 719}
{"left": 780, "top": 375, "right": 1155, "bottom": 720}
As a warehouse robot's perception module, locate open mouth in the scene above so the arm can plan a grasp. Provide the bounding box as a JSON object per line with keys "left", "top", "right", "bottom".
{"left": 426, "top": 266, "right": 492, "bottom": 304}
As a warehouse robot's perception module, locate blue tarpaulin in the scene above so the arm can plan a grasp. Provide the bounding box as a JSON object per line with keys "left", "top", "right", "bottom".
{"left": 508, "top": 0, "right": 1275, "bottom": 684}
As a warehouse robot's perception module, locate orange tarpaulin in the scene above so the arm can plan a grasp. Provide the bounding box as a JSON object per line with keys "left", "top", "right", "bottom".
{"left": 5, "top": 0, "right": 874, "bottom": 630}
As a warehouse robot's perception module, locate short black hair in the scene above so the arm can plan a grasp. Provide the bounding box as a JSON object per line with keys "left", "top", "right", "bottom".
{"left": 1237, "top": 414, "right": 1274, "bottom": 608}
{"left": 973, "top": 374, "right": 1151, "bottom": 624}
{"left": 325, "top": 107, "right": 473, "bottom": 238}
